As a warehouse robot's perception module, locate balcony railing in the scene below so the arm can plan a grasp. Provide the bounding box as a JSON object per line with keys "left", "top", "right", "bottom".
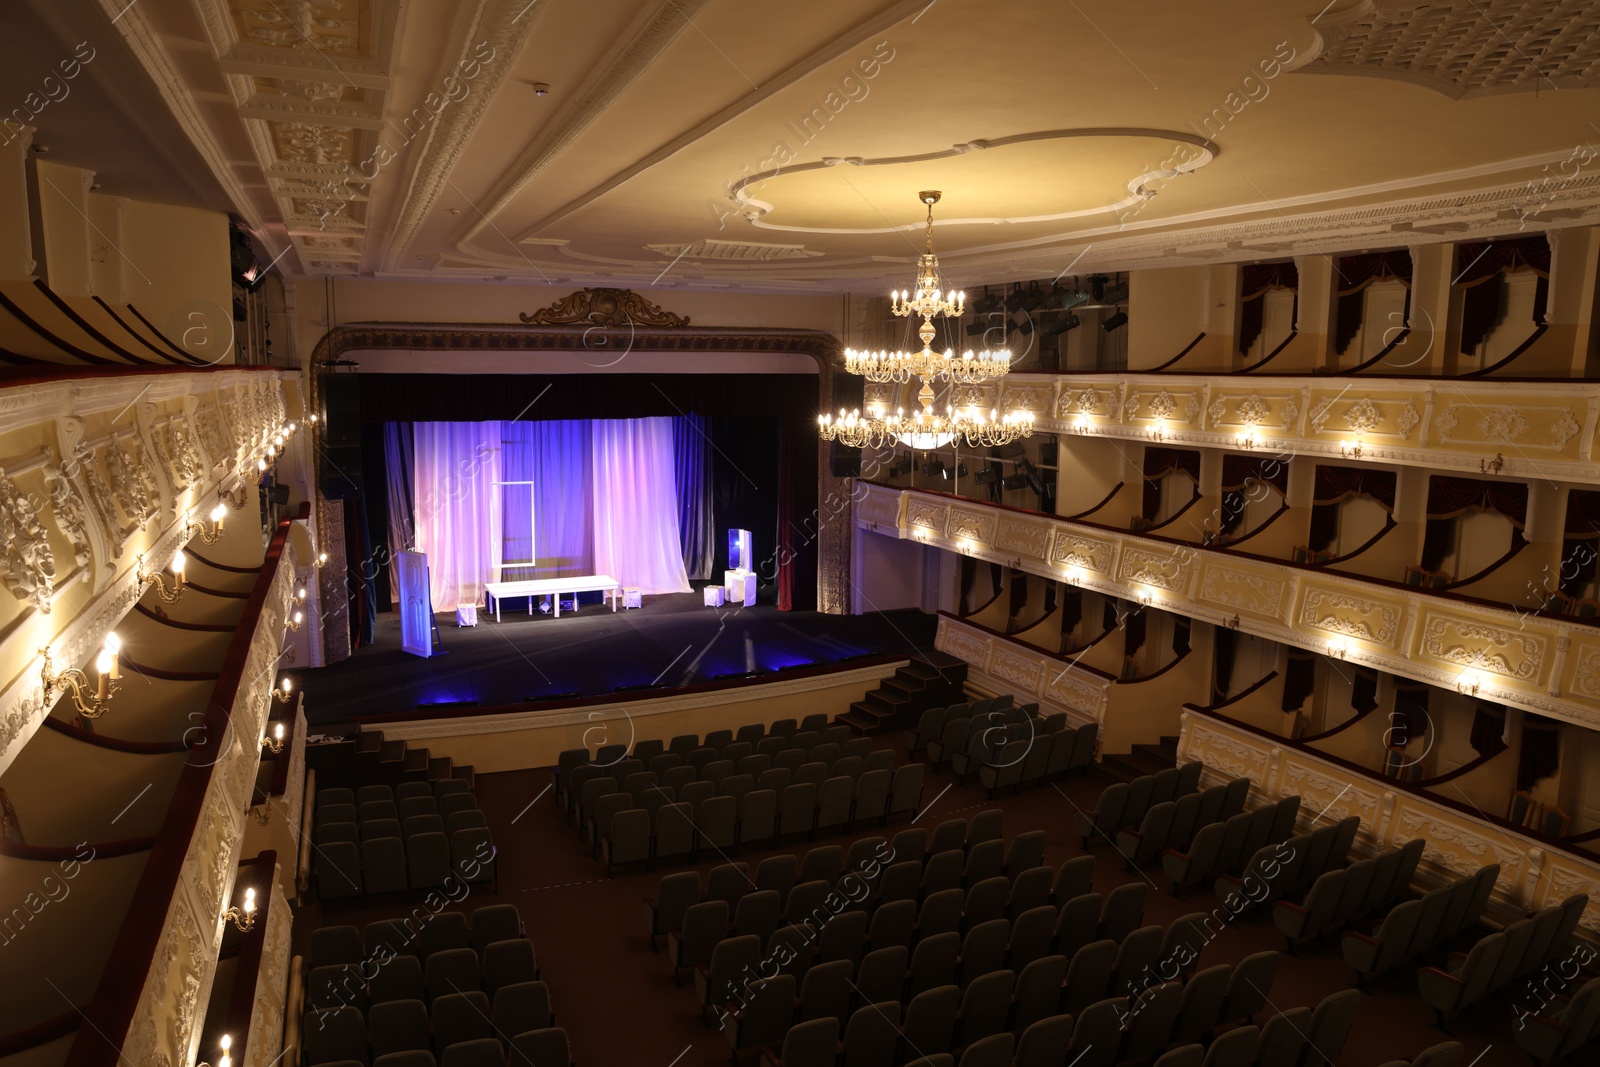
{"left": 862, "top": 371, "right": 1600, "bottom": 485}
{"left": 857, "top": 482, "right": 1600, "bottom": 732}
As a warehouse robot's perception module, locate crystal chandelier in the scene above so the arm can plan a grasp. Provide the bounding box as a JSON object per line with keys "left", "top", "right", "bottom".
{"left": 822, "top": 191, "right": 1034, "bottom": 451}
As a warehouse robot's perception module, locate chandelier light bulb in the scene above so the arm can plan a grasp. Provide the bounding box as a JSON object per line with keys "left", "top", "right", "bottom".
{"left": 210, "top": 503, "right": 227, "bottom": 523}
{"left": 171, "top": 550, "right": 186, "bottom": 576}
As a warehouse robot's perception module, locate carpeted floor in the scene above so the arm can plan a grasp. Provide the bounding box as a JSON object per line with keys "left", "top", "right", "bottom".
{"left": 292, "top": 727, "right": 1538, "bottom": 1067}
{"left": 299, "top": 597, "right": 938, "bottom": 726}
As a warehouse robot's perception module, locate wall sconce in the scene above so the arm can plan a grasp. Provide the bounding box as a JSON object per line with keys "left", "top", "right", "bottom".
{"left": 272, "top": 677, "right": 294, "bottom": 704}
{"left": 261, "top": 722, "right": 285, "bottom": 754}
{"left": 188, "top": 504, "right": 228, "bottom": 545}
{"left": 1328, "top": 638, "right": 1350, "bottom": 660}
{"left": 1456, "top": 669, "right": 1482, "bottom": 697}
{"left": 315, "top": 551, "right": 329, "bottom": 568}
{"left": 137, "top": 551, "right": 185, "bottom": 603}
{"left": 1146, "top": 421, "right": 1170, "bottom": 442}
{"left": 198, "top": 1034, "right": 233, "bottom": 1067}
{"left": 41, "top": 635, "right": 121, "bottom": 722}
{"left": 1134, "top": 587, "right": 1154, "bottom": 608}
{"left": 1480, "top": 452, "right": 1505, "bottom": 475}
{"left": 222, "top": 887, "right": 256, "bottom": 932}
{"left": 1339, "top": 439, "right": 1365, "bottom": 460}
{"left": 1226, "top": 614, "right": 1241, "bottom": 630}
{"left": 225, "top": 479, "right": 251, "bottom": 510}
{"left": 1235, "top": 430, "right": 1259, "bottom": 450}
{"left": 285, "top": 609, "right": 304, "bottom": 632}
{"left": 1073, "top": 415, "right": 1090, "bottom": 435}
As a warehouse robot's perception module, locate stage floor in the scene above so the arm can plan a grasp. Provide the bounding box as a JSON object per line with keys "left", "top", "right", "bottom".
{"left": 298, "top": 592, "right": 937, "bottom": 726}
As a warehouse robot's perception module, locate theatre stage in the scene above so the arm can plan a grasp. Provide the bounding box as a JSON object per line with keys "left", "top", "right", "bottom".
{"left": 298, "top": 592, "right": 937, "bottom": 727}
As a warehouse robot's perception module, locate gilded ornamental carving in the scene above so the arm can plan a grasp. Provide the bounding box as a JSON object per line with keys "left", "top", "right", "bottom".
{"left": 518, "top": 287, "right": 690, "bottom": 327}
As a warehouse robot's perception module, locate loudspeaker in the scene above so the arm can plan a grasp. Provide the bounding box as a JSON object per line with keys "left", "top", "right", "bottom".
{"left": 830, "top": 442, "right": 861, "bottom": 478}
{"left": 318, "top": 373, "right": 362, "bottom": 498}
{"left": 1040, "top": 441, "right": 1058, "bottom": 466}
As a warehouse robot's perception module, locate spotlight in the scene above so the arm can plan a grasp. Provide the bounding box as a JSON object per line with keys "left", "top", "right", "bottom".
{"left": 1043, "top": 312, "right": 1080, "bottom": 337}
{"left": 889, "top": 453, "right": 914, "bottom": 476}
{"left": 1059, "top": 287, "right": 1091, "bottom": 311}
{"left": 973, "top": 467, "right": 998, "bottom": 486}
{"left": 1102, "top": 310, "right": 1129, "bottom": 332}
{"left": 1088, "top": 274, "right": 1109, "bottom": 303}
{"left": 1001, "top": 473, "right": 1030, "bottom": 491}
{"left": 921, "top": 460, "right": 946, "bottom": 479}
{"left": 966, "top": 320, "right": 989, "bottom": 337}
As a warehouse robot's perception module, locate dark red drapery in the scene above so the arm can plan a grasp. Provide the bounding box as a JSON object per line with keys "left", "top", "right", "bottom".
{"left": 1143, "top": 447, "right": 1201, "bottom": 519}
{"left": 1313, "top": 465, "right": 1397, "bottom": 509}
{"left": 1517, "top": 713, "right": 1562, "bottom": 791}
{"left": 1239, "top": 261, "right": 1299, "bottom": 355}
{"left": 1426, "top": 474, "right": 1528, "bottom": 527}
{"left": 1454, "top": 235, "right": 1550, "bottom": 355}
{"left": 1335, "top": 249, "right": 1413, "bottom": 354}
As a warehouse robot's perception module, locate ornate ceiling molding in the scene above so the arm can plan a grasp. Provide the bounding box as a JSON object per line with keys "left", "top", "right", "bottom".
{"left": 1289, "top": 0, "right": 1600, "bottom": 98}
{"left": 730, "top": 128, "right": 1218, "bottom": 234}
{"left": 517, "top": 288, "right": 691, "bottom": 328}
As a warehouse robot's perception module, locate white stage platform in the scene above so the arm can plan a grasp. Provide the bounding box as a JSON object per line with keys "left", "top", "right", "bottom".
{"left": 485, "top": 575, "right": 621, "bottom": 621}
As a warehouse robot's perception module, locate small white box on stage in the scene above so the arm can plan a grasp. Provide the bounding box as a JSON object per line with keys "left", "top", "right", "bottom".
{"left": 724, "top": 568, "right": 757, "bottom": 607}
{"left": 455, "top": 603, "right": 477, "bottom": 627}
{"left": 622, "top": 587, "right": 642, "bottom": 609}
{"left": 703, "top": 585, "right": 725, "bottom": 607}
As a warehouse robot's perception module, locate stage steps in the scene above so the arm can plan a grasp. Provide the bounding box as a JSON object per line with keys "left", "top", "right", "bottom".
{"left": 840, "top": 653, "right": 968, "bottom": 735}
{"left": 1098, "top": 735, "right": 1180, "bottom": 782}
{"left": 308, "top": 725, "right": 476, "bottom": 793}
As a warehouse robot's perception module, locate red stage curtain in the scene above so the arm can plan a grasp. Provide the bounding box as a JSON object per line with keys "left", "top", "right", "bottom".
{"left": 1222, "top": 453, "right": 1289, "bottom": 494}
{"left": 1454, "top": 235, "right": 1550, "bottom": 354}
{"left": 1212, "top": 626, "right": 1235, "bottom": 702}
{"left": 1059, "top": 585, "right": 1083, "bottom": 633}
{"left": 1390, "top": 682, "right": 1430, "bottom": 743}
{"left": 1281, "top": 649, "right": 1315, "bottom": 711}
{"left": 1470, "top": 702, "right": 1509, "bottom": 758}
{"left": 1426, "top": 475, "right": 1528, "bottom": 526}
{"left": 1350, "top": 666, "right": 1378, "bottom": 712}
{"left": 1239, "top": 261, "right": 1299, "bottom": 355}
{"left": 1517, "top": 713, "right": 1562, "bottom": 791}
{"left": 1335, "top": 249, "right": 1413, "bottom": 354}
{"left": 1314, "top": 465, "right": 1397, "bottom": 509}
{"left": 1123, "top": 606, "right": 1146, "bottom": 656}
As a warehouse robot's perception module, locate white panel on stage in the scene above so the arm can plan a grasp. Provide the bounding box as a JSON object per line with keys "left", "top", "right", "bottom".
{"left": 725, "top": 569, "right": 757, "bottom": 606}
{"left": 396, "top": 551, "right": 435, "bottom": 658}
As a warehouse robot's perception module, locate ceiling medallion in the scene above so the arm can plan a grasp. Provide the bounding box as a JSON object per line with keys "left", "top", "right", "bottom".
{"left": 821, "top": 192, "right": 1033, "bottom": 450}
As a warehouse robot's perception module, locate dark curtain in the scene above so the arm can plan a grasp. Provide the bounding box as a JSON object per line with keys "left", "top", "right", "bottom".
{"left": 673, "top": 414, "right": 715, "bottom": 580}
{"left": 1559, "top": 490, "right": 1600, "bottom": 596}
{"left": 1212, "top": 626, "right": 1236, "bottom": 702}
{"left": 1420, "top": 518, "right": 1456, "bottom": 573}
{"left": 1455, "top": 236, "right": 1551, "bottom": 354}
{"left": 1123, "top": 607, "right": 1147, "bottom": 656}
{"left": 1517, "top": 713, "right": 1562, "bottom": 791}
{"left": 958, "top": 556, "right": 977, "bottom": 614}
{"left": 342, "top": 495, "right": 376, "bottom": 650}
{"left": 1172, "top": 617, "right": 1191, "bottom": 655}
{"left": 1314, "top": 465, "right": 1397, "bottom": 509}
{"left": 1308, "top": 504, "right": 1340, "bottom": 553}
{"left": 359, "top": 372, "right": 821, "bottom": 611}
{"left": 1566, "top": 489, "right": 1600, "bottom": 535}
{"left": 1220, "top": 490, "right": 1248, "bottom": 535}
{"left": 1390, "top": 682, "right": 1430, "bottom": 743}
{"left": 1143, "top": 447, "right": 1200, "bottom": 520}
{"left": 1239, "top": 261, "right": 1300, "bottom": 355}
{"left": 1008, "top": 571, "right": 1028, "bottom": 628}
{"left": 1281, "top": 650, "right": 1316, "bottom": 711}
{"left": 383, "top": 422, "right": 416, "bottom": 605}
{"left": 1060, "top": 586, "right": 1083, "bottom": 633}
{"left": 1335, "top": 249, "right": 1413, "bottom": 354}
{"left": 1469, "top": 702, "right": 1509, "bottom": 759}
{"left": 359, "top": 423, "right": 392, "bottom": 613}
{"left": 1222, "top": 453, "right": 1289, "bottom": 494}
{"left": 1427, "top": 475, "right": 1528, "bottom": 527}
{"left": 711, "top": 418, "right": 781, "bottom": 599}
{"left": 1350, "top": 667, "right": 1379, "bottom": 712}
{"left": 1102, "top": 597, "right": 1118, "bottom": 632}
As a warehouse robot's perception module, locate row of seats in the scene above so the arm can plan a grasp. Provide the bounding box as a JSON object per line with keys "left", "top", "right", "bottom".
{"left": 317, "top": 780, "right": 474, "bottom": 814}
{"left": 1515, "top": 973, "right": 1600, "bottom": 1064}
{"left": 932, "top": 704, "right": 1043, "bottom": 777}
{"left": 1272, "top": 838, "right": 1425, "bottom": 948}
{"left": 1117, "top": 777, "right": 1251, "bottom": 866}
{"left": 564, "top": 734, "right": 893, "bottom": 827}
{"left": 308, "top": 936, "right": 537, "bottom": 1013}
{"left": 310, "top": 907, "right": 522, "bottom": 969}
{"left": 303, "top": 1002, "right": 569, "bottom": 1067}
{"left": 977, "top": 720, "right": 1098, "bottom": 798}
{"left": 903, "top": 696, "right": 1022, "bottom": 760}
{"left": 1374, "top": 1044, "right": 1467, "bottom": 1067}
{"left": 1418, "top": 892, "right": 1589, "bottom": 1022}
{"left": 596, "top": 764, "right": 927, "bottom": 874}
{"left": 1214, "top": 815, "right": 1361, "bottom": 913}
{"left": 1343, "top": 863, "right": 1500, "bottom": 982}
{"left": 1074, "top": 761, "right": 1205, "bottom": 847}
{"left": 1162, "top": 795, "right": 1301, "bottom": 895}
{"left": 316, "top": 824, "right": 496, "bottom": 903}
{"left": 746, "top": 948, "right": 1299, "bottom": 1067}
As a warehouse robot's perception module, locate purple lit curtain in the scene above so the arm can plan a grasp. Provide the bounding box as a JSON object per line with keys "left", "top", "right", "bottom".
{"left": 674, "top": 414, "right": 715, "bottom": 581}
{"left": 383, "top": 422, "right": 415, "bottom": 603}
{"left": 412, "top": 421, "right": 503, "bottom": 613}
{"left": 1239, "top": 261, "right": 1299, "bottom": 355}
{"left": 591, "top": 418, "right": 692, "bottom": 595}
{"left": 1455, "top": 236, "right": 1550, "bottom": 354}
{"left": 1335, "top": 250, "right": 1412, "bottom": 355}
{"left": 521, "top": 420, "right": 594, "bottom": 582}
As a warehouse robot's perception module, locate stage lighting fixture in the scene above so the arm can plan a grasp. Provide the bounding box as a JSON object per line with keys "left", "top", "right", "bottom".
{"left": 1088, "top": 274, "right": 1109, "bottom": 303}
{"left": 971, "top": 290, "right": 1003, "bottom": 315}
{"left": 614, "top": 682, "right": 665, "bottom": 693}
{"left": 1026, "top": 471, "right": 1047, "bottom": 495}
{"left": 1042, "top": 312, "right": 1080, "bottom": 337}
{"left": 966, "top": 319, "right": 989, "bottom": 337}
{"left": 1002, "top": 473, "right": 1030, "bottom": 491}
{"left": 973, "top": 466, "right": 998, "bottom": 485}
{"left": 921, "top": 460, "right": 946, "bottom": 478}
{"left": 1102, "top": 310, "right": 1129, "bottom": 332}
{"left": 524, "top": 691, "right": 582, "bottom": 702}
{"left": 1103, "top": 280, "right": 1130, "bottom": 304}
{"left": 1040, "top": 441, "right": 1058, "bottom": 466}
{"left": 1059, "top": 287, "right": 1091, "bottom": 311}
{"left": 994, "top": 440, "right": 1027, "bottom": 459}
{"left": 712, "top": 669, "right": 765, "bottom": 681}
{"left": 889, "top": 453, "right": 914, "bottom": 476}
{"left": 776, "top": 661, "right": 816, "bottom": 672}
{"left": 1004, "top": 288, "right": 1025, "bottom": 314}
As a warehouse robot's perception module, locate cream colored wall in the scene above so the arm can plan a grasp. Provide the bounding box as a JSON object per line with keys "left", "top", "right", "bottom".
{"left": 1128, "top": 266, "right": 1207, "bottom": 369}
{"left": 33, "top": 159, "right": 93, "bottom": 297}
{"left": 118, "top": 201, "right": 233, "bottom": 361}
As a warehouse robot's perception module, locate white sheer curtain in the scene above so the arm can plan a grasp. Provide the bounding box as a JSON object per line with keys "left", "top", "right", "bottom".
{"left": 412, "top": 422, "right": 502, "bottom": 612}
{"left": 591, "top": 418, "right": 691, "bottom": 594}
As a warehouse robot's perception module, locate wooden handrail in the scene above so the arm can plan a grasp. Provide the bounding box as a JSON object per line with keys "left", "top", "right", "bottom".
{"left": 1318, "top": 515, "right": 1397, "bottom": 567}
{"left": 1415, "top": 747, "right": 1507, "bottom": 788}
{"left": 184, "top": 549, "right": 263, "bottom": 574}
{"left": 1182, "top": 669, "right": 1280, "bottom": 713}
{"left": 41, "top": 715, "right": 189, "bottom": 754}
{"left": 1298, "top": 700, "right": 1380, "bottom": 744}
{"left": 0, "top": 836, "right": 156, "bottom": 861}
{"left": 1238, "top": 329, "right": 1298, "bottom": 373}
{"left": 938, "top": 610, "right": 1116, "bottom": 680}
{"left": 1337, "top": 326, "right": 1412, "bottom": 374}
{"left": 135, "top": 602, "right": 236, "bottom": 631}
{"left": 66, "top": 506, "right": 304, "bottom": 1067}
{"left": 1117, "top": 644, "right": 1193, "bottom": 686}
{"left": 119, "top": 658, "right": 220, "bottom": 683}
{"left": 1217, "top": 501, "right": 1290, "bottom": 548}
{"left": 1146, "top": 332, "right": 1208, "bottom": 372}
{"left": 1433, "top": 536, "right": 1530, "bottom": 591}
{"left": 0, "top": 1011, "right": 83, "bottom": 1057}
{"left": 1462, "top": 323, "right": 1550, "bottom": 378}
{"left": 1141, "top": 488, "right": 1204, "bottom": 534}
{"left": 1062, "top": 481, "right": 1125, "bottom": 521}
{"left": 185, "top": 579, "right": 251, "bottom": 599}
